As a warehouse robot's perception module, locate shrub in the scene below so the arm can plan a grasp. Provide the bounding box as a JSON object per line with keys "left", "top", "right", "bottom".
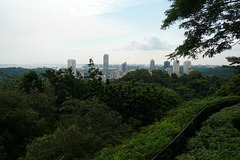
{"left": 176, "top": 104, "right": 240, "bottom": 160}
{"left": 95, "top": 96, "right": 240, "bottom": 160}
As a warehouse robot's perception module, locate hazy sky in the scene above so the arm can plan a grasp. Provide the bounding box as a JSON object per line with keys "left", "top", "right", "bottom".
{"left": 0, "top": 0, "right": 239, "bottom": 65}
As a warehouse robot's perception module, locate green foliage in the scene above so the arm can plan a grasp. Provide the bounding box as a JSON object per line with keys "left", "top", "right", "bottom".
{"left": 100, "top": 81, "right": 183, "bottom": 126}
{"left": 214, "top": 73, "right": 240, "bottom": 96}
{"left": 2, "top": 62, "right": 238, "bottom": 160}
{"left": 119, "top": 69, "right": 227, "bottom": 100}
{"left": 41, "top": 67, "right": 182, "bottom": 127}
{"left": 19, "top": 71, "right": 43, "bottom": 94}
{"left": 24, "top": 98, "right": 131, "bottom": 160}
{"left": 162, "top": 0, "right": 240, "bottom": 59}
{"left": 0, "top": 83, "right": 56, "bottom": 159}
{"left": 95, "top": 96, "right": 240, "bottom": 160}
{"left": 118, "top": 69, "right": 151, "bottom": 82}
{"left": 176, "top": 103, "right": 240, "bottom": 160}
{"left": 42, "top": 68, "right": 88, "bottom": 105}
{"left": 151, "top": 69, "right": 170, "bottom": 87}
{"left": 223, "top": 56, "right": 240, "bottom": 74}
{"left": 193, "top": 66, "right": 236, "bottom": 79}
{"left": 87, "top": 58, "right": 103, "bottom": 80}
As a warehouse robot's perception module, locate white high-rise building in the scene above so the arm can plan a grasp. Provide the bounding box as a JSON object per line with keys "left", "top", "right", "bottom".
{"left": 165, "top": 68, "right": 172, "bottom": 76}
{"left": 183, "top": 60, "right": 191, "bottom": 74}
{"left": 150, "top": 59, "right": 155, "bottom": 72}
{"left": 67, "top": 59, "right": 76, "bottom": 76}
{"left": 110, "top": 70, "right": 124, "bottom": 79}
{"left": 103, "top": 54, "right": 109, "bottom": 75}
{"left": 173, "top": 60, "right": 180, "bottom": 77}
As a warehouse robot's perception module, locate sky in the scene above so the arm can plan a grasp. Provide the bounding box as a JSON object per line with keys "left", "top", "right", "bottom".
{"left": 0, "top": 0, "right": 239, "bottom": 66}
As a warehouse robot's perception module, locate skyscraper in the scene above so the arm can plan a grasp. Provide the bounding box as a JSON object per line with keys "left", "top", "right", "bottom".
{"left": 183, "top": 60, "right": 191, "bottom": 74}
{"left": 150, "top": 59, "right": 155, "bottom": 72}
{"left": 103, "top": 54, "right": 109, "bottom": 75}
{"left": 67, "top": 59, "right": 76, "bottom": 76}
{"left": 122, "top": 62, "right": 127, "bottom": 72}
{"left": 173, "top": 60, "right": 180, "bottom": 77}
{"left": 164, "top": 61, "right": 170, "bottom": 69}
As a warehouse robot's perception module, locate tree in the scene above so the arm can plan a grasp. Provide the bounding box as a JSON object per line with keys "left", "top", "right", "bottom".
{"left": 118, "top": 69, "right": 151, "bottom": 82}
{"left": 42, "top": 68, "right": 88, "bottom": 105}
{"left": 151, "top": 69, "right": 170, "bottom": 86}
{"left": 87, "top": 58, "right": 102, "bottom": 80}
{"left": 24, "top": 98, "right": 131, "bottom": 160}
{"left": 0, "top": 83, "right": 54, "bottom": 160}
{"left": 224, "top": 56, "right": 240, "bottom": 74}
{"left": 162, "top": 0, "right": 240, "bottom": 59}
{"left": 19, "top": 71, "right": 43, "bottom": 94}
{"left": 214, "top": 73, "right": 240, "bottom": 96}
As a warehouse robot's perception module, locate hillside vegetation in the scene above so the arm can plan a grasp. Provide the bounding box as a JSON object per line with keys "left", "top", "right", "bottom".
{"left": 176, "top": 104, "right": 240, "bottom": 160}
{"left": 0, "top": 67, "right": 182, "bottom": 160}
{"left": 95, "top": 96, "right": 240, "bottom": 160}
{"left": 1, "top": 66, "right": 240, "bottom": 160}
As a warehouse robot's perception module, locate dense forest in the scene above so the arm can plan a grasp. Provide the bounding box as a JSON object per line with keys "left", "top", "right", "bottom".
{"left": 1, "top": 62, "right": 240, "bottom": 159}
{"left": 1, "top": 65, "right": 182, "bottom": 159}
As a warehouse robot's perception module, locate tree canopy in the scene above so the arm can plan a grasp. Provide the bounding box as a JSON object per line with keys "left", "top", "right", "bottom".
{"left": 224, "top": 56, "right": 240, "bottom": 74}
{"left": 162, "top": 0, "right": 240, "bottom": 59}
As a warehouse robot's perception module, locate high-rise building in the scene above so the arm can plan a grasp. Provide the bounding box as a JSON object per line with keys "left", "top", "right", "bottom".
{"left": 165, "top": 68, "right": 172, "bottom": 76}
{"left": 173, "top": 60, "right": 180, "bottom": 77}
{"left": 150, "top": 59, "right": 155, "bottom": 72}
{"left": 103, "top": 54, "right": 109, "bottom": 75}
{"left": 183, "top": 60, "right": 191, "bottom": 74}
{"left": 67, "top": 59, "right": 76, "bottom": 76}
{"left": 110, "top": 70, "right": 124, "bottom": 79}
{"left": 164, "top": 61, "right": 170, "bottom": 69}
{"left": 122, "top": 62, "right": 127, "bottom": 72}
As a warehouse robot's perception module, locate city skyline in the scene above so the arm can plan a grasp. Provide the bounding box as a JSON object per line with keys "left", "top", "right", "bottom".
{"left": 1, "top": 0, "right": 239, "bottom": 65}
{"left": 66, "top": 57, "right": 195, "bottom": 80}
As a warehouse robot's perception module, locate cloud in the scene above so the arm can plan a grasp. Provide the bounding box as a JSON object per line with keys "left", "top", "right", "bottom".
{"left": 0, "top": 0, "right": 139, "bottom": 40}
{"left": 122, "top": 37, "right": 171, "bottom": 50}
{"left": 45, "top": 0, "right": 143, "bottom": 18}
{"left": 66, "top": 0, "right": 121, "bottom": 17}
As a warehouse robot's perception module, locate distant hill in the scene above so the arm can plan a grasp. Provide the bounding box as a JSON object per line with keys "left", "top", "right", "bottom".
{"left": 0, "top": 67, "right": 50, "bottom": 83}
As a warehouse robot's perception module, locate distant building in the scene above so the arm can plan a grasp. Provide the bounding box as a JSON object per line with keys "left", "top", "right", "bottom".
{"left": 110, "top": 70, "right": 125, "bottom": 79}
{"left": 188, "top": 68, "right": 194, "bottom": 73}
{"left": 103, "top": 54, "right": 109, "bottom": 75}
{"left": 165, "top": 68, "right": 172, "bottom": 76}
{"left": 150, "top": 59, "right": 155, "bottom": 72}
{"left": 76, "top": 68, "right": 84, "bottom": 77}
{"left": 67, "top": 59, "right": 76, "bottom": 76}
{"left": 173, "top": 60, "right": 180, "bottom": 77}
{"left": 82, "top": 65, "right": 90, "bottom": 71}
{"left": 164, "top": 61, "right": 170, "bottom": 69}
{"left": 183, "top": 60, "right": 191, "bottom": 74}
{"left": 122, "top": 62, "right": 127, "bottom": 72}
